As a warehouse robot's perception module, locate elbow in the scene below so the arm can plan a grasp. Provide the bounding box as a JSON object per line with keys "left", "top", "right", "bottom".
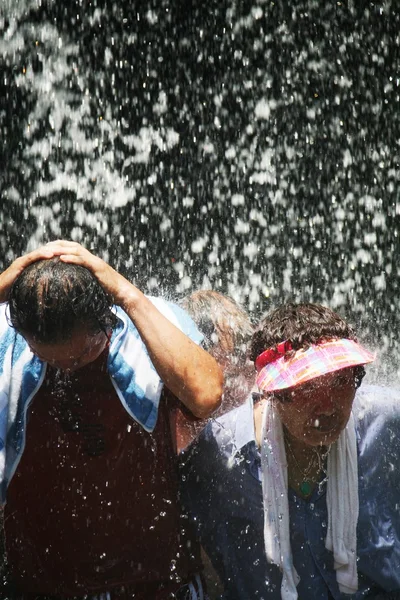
{"left": 191, "top": 366, "right": 224, "bottom": 419}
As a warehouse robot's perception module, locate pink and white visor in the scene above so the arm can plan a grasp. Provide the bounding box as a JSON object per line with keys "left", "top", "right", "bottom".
{"left": 255, "top": 338, "right": 375, "bottom": 393}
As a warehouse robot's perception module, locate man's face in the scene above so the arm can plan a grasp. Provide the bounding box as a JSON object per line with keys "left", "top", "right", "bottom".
{"left": 25, "top": 328, "right": 109, "bottom": 372}
{"left": 273, "top": 368, "right": 357, "bottom": 447}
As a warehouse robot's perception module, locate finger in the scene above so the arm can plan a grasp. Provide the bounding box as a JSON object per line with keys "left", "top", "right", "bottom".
{"left": 59, "top": 253, "right": 103, "bottom": 276}
{"left": 44, "top": 246, "right": 88, "bottom": 260}
{"left": 46, "top": 240, "right": 81, "bottom": 248}
{"left": 42, "top": 245, "right": 79, "bottom": 255}
{"left": 45, "top": 242, "right": 93, "bottom": 259}
{"left": 26, "top": 247, "right": 55, "bottom": 260}
{"left": 16, "top": 247, "right": 56, "bottom": 268}
{"left": 58, "top": 254, "right": 93, "bottom": 267}
{"left": 58, "top": 254, "right": 84, "bottom": 262}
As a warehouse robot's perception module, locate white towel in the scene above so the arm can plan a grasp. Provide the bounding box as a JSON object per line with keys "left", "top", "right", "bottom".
{"left": 325, "top": 414, "right": 359, "bottom": 594}
{"left": 260, "top": 400, "right": 359, "bottom": 599}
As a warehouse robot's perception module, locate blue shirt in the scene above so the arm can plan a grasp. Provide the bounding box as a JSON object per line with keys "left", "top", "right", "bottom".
{"left": 180, "top": 385, "right": 400, "bottom": 599}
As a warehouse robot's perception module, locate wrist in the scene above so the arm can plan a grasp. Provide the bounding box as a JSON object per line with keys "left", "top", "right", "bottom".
{"left": 116, "top": 284, "right": 145, "bottom": 316}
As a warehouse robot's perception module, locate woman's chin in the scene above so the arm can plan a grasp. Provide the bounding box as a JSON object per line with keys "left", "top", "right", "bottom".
{"left": 305, "top": 423, "right": 343, "bottom": 446}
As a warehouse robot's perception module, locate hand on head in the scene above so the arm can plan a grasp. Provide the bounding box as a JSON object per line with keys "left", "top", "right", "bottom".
{"left": 0, "top": 240, "right": 136, "bottom": 308}
{"left": 45, "top": 240, "right": 135, "bottom": 307}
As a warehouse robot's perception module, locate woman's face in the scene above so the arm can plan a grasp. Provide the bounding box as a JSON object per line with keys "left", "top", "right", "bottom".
{"left": 273, "top": 368, "right": 356, "bottom": 447}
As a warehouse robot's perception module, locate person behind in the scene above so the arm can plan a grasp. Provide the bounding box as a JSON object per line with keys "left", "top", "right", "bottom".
{"left": 180, "top": 290, "right": 254, "bottom": 392}
{"left": 180, "top": 302, "right": 400, "bottom": 599}
{"left": 175, "top": 290, "right": 254, "bottom": 600}
{"left": 0, "top": 240, "right": 223, "bottom": 600}
{"left": 175, "top": 290, "right": 254, "bottom": 453}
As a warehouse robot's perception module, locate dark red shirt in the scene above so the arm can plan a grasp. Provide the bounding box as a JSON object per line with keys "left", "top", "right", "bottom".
{"left": 4, "top": 350, "right": 199, "bottom": 598}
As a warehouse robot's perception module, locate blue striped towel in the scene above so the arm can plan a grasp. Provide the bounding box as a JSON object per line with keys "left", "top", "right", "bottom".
{"left": 0, "top": 297, "right": 202, "bottom": 504}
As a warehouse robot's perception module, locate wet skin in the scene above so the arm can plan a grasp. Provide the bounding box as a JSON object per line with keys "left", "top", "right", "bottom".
{"left": 24, "top": 328, "right": 109, "bottom": 372}
{"left": 274, "top": 368, "right": 357, "bottom": 448}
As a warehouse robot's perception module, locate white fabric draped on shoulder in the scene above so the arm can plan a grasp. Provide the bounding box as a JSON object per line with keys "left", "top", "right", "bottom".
{"left": 260, "top": 401, "right": 359, "bottom": 599}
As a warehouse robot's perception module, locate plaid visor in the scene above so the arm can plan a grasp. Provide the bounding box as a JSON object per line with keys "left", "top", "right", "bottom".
{"left": 256, "top": 338, "right": 375, "bottom": 393}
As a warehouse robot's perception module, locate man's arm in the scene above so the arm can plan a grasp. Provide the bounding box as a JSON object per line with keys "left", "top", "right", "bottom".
{"left": 46, "top": 240, "right": 223, "bottom": 418}
{"left": 122, "top": 291, "right": 222, "bottom": 417}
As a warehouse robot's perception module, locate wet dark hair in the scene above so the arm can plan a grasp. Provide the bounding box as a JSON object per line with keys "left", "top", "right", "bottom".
{"left": 250, "top": 302, "right": 365, "bottom": 391}
{"left": 8, "top": 258, "right": 117, "bottom": 344}
{"left": 181, "top": 290, "right": 254, "bottom": 361}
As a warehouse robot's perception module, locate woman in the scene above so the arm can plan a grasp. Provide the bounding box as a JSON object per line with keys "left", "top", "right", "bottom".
{"left": 180, "top": 303, "right": 400, "bottom": 599}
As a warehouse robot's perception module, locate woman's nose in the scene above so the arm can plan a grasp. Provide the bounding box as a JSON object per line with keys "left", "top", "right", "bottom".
{"left": 315, "top": 393, "right": 336, "bottom": 416}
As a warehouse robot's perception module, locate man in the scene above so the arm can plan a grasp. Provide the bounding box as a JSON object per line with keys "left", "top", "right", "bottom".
{"left": 181, "top": 302, "right": 400, "bottom": 599}
{"left": 0, "top": 240, "right": 223, "bottom": 599}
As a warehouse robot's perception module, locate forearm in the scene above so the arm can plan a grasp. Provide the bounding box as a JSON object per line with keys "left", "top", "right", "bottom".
{"left": 121, "top": 286, "right": 223, "bottom": 418}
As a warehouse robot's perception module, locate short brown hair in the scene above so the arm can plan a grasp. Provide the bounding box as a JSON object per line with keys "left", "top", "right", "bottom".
{"left": 249, "top": 302, "right": 357, "bottom": 362}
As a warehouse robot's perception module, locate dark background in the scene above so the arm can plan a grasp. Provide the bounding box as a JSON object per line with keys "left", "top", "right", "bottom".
{"left": 1, "top": 0, "right": 400, "bottom": 381}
